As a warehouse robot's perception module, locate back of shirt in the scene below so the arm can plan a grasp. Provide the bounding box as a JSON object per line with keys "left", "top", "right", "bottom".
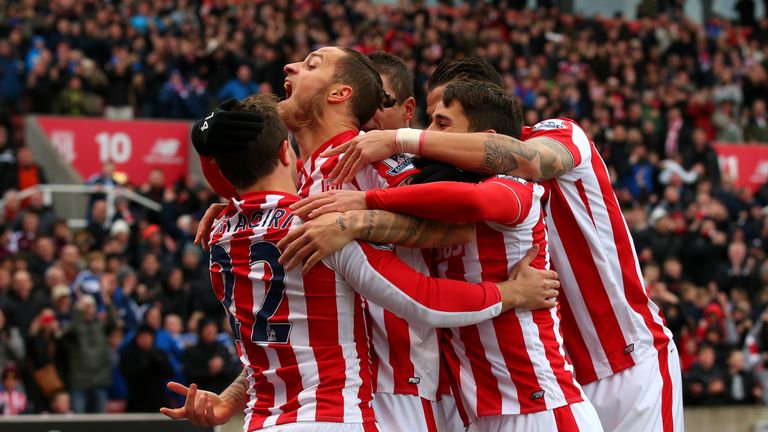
{"left": 208, "top": 191, "right": 375, "bottom": 430}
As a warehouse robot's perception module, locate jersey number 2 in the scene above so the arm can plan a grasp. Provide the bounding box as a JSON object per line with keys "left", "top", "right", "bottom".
{"left": 211, "top": 241, "right": 292, "bottom": 344}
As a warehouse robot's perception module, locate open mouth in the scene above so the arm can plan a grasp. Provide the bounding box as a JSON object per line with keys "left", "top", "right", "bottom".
{"left": 283, "top": 80, "right": 293, "bottom": 100}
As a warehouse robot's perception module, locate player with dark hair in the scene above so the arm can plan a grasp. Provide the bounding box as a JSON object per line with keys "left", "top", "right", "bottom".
{"left": 291, "top": 80, "right": 603, "bottom": 431}
{"left": 426, "top": 57, "right": 505, "bottom": 118}
{"left": 322, "top": 57, "right": 684, "bottom": 432}
{"left": 362, "top": 52, "right": 416, "bottom": 132}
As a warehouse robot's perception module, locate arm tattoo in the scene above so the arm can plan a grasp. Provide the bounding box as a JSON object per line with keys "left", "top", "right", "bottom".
{"left": 352, "top": 210, "right": 471, "bottom": 248}
{"left": 220, "top": 369, "right": 248, "bottom": 406}
{"left": 479, "top": 134, "right": 575, "bottom": 180}
{"left": 337, "top": 216, "right": 347, "bottom": 231}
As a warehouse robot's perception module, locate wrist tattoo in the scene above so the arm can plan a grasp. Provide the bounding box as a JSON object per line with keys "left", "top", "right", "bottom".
{"left": 337, "top": 216, "right": 347, "bottom": 231}
{"left": 221, "top": 369, "right": 248, "bottom": 405}
{"left": 364, "top": 210, "right": 376, "bottom": 240}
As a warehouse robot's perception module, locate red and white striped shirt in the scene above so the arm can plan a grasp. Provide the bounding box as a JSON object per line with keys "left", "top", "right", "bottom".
{"left": 298, "top": 130, "right": 447, "bottom": 401}
{"left": 522, "top": 118, "right": 673, "bottom": 385}
{"left": 366, "top": 175, "right": 586, "bottom": 418}
{"left": 208, "top": 191, "right": 502, "bottom": 430}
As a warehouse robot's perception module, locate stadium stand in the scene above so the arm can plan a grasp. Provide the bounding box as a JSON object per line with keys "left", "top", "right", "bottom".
{"left": 0, "top": 0, "right": 767, "bottom": 420}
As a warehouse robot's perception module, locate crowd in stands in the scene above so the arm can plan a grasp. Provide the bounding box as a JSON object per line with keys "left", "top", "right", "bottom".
{"left": 1, "top": 0, "right": 768, "bottom": 415}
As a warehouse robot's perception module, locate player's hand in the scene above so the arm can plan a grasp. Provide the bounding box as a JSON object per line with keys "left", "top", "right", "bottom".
{"left": 194, "top": 203, "right": 228, "bottom": 251}
{"left": 290, "top": 190, "right": 367, "bottom": 219}
{"left": 191, "top": 98, "right": 264, "bottom": 156}
{"left": 160, "top": 382, "right": 238, "bottom": 427}
{"left": 497, "top": 245, "right": 560, "bottom": 312}
{"left": 277, "top": 212, "right": 355, "bottom": 274}
{"left": 322, "top": 130, "right": 398, "bottom": 185}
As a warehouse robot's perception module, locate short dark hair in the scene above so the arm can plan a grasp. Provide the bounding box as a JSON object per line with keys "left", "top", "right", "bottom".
{"left": 368, "top": 51, "right": 413, "bottom": 104}
{"left": 333, "top": 48, "right": 396, "bottom": 127}
{"left": 442, "top": 80, "right": 523, "bottom": 139}
{"left": 212, "top": 94, "right": 288, "bottom": 190}
{"left": 429, "top": 57, "right": 505, "bottom": 91}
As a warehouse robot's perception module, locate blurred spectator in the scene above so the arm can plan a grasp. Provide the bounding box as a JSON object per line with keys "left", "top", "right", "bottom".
{"left": 71, "top": 252, "right": 106, "bottom": 311}
{"left": 14, "top": 147, "right": 47, "bottom": 197}
{"left": 683, "top": 128, "right": 721, "bottom": 187}
{"left": 5, "top": 270, "right": 47, "bottom": 337}
{"left": 104, "top": 61, "right": 134, "bottom": 120}
{"left": 0, "top": 310, "right": 24, "bottom": 378}
{"left": 65, "top": 295, "right": 112, "bottom": 414}
{"left": 26, "top": 309, "right": 65, "bottom": 407}
{"left": 0, "top": 365, "right": 27, "bottom": 415}
{"left": 0, "top": 126, "right": 15, "bottom": 196}
{"left": 183, "top": 319, "right": 239, "bottom": 394}
{"left": 48, "top": 390, "right": 72, "bottom": 414}
{"left": 745, "top": 99, "right": 768, "bottom": 142}
{"left": 684, "top": 344, "right": 727, "bottom": 405}
{"left": 119, "top": 324, "right": 173, "bottom": 412}
{"left": 217, "top": 65, "right": 260, "bottom": 103}
{"left": 723, "top": 349, "right": 762, "bottom": 404}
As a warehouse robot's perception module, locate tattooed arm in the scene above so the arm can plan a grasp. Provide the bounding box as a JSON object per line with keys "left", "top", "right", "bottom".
{"left": 277, "top": 210, "right": 472, "bottom": 273}
{"left": 419, "top": 132, "right": 575, "bottom": 181}
{"left": 219, "top": 369, "right": 249, "bottom": 410}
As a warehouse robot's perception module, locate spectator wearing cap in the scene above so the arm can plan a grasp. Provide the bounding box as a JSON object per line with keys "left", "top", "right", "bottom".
{"left": 64, "top": 295, "right": 113, "bottom": 414}
{"left": 50, "top": 284, "right": 72, "bottom": 328}
{"left": 216, "top": 64, "right": 260, "bottom": 103}
{"left": 0, "top": 365, "right": 27, "bottom": 415}
{"left": 119, "top": 324, "right": 173, "bottom": 412}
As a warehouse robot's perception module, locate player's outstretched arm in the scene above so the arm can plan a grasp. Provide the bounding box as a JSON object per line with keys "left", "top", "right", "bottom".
{"left": 323, "top": 129, "right": 574, "bottom": 183}
{"left": 325, "top": 242, "right": 558, "bottom": 327}
{"left": 160, "top": 370, "right": 247, "bottom": 426}
{"left": 277, "top": 210, "right": 473, "bottom": 273}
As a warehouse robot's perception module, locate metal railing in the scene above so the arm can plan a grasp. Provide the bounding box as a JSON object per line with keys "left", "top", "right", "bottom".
{"left": 0, "top": 184, "right": 161, "bottom": 228}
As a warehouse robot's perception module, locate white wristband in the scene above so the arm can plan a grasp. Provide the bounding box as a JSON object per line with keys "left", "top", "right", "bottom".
{"left": 395, "top": 128, "right": 423, "bottom": 155}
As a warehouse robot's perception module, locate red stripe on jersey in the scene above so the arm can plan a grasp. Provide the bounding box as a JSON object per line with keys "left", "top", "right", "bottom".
{"left": 365, "top": 302, "right": 380, "bottom": 393}
{"left": 590, "top": 151, "right": 671, "bottom": 353}
{"left": 303, "top": 264, "right": 345, "bottom": 420}
{"left": 556, "top": 292, "right": 598, "bottom": 384}
{"left": 384, "top": 310, "right": 416, "bottom": 394}
{"left": 574, "top": 179, "right": 595, "bottom": 226}
{"left": 658, "top": 347, "right": 675, "bottom": 432}
{"left": 531, "top": 310, "right": 583, "bottom": 402}
{"left": 553, "top": 404, "right": 580, "bottom": 431}
{"left": 354, "top": 292, "right": 376, "bottom": 424}
{"left": 421, "top": 398, "right": 439, "bottom": 432}
{"left": 457, "top": 325, "right": 502, "bottom": 416}
{"left": 440, "top": 330, "right": 469, "bottom": 426}
{"left": 531, "top": 212, "right": 548, "bottom": 269}
{"left": 548, "top": 180, "right": 636, "bottom": 375}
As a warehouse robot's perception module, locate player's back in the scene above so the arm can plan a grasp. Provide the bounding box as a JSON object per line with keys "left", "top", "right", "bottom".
{"left": 208, "top": 191, "right": 375, "bottom": 431}
{"left": 521, "top": 118, "right": 673, "bottom": 385}
{"left": 435, "top": 176, "right": 585, "bottom": 419}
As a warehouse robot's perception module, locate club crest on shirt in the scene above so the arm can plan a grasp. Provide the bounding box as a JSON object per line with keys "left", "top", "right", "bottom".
{"left": 381, "top": 154, "right": 414, "bottom": 175}
{"left": 532, "top": 119, "right": 566, "bottom": 130}
{"left": 322, "top": 178, "right": 342, "bottom": 192}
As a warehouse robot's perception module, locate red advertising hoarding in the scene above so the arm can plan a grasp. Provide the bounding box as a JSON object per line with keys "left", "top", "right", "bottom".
{"left": 714, "top": 143, "right": 768, "bottom": 191}
{"left": 37, "top": 116, "right": 191, "bottom": 186}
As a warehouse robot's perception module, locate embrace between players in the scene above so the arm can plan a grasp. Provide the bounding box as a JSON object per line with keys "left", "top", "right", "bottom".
{"left": 160, "top": 47, "right": 684, "bottom": 432}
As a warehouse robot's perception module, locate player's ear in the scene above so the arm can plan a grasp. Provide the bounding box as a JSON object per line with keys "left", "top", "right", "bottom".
{"left": 402, "top": 96, "right": 416, "bottom": 122}
{"left": 278, "top": 140, "right": 292, "bottom": 166}
{"left": 328, "top": 84, "right": 353, "bottom": 104}
{"left": 482, "top": 128, "right": 497, "bottom": 134}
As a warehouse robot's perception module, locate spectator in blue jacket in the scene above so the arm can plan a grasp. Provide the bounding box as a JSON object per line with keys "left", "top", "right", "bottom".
{"left": 216, "top": 65, "right": 259, "bottom": 103}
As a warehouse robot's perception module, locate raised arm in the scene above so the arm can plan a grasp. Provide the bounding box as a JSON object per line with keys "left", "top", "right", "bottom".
{"left": 323, "top": 124, "right": 581, "bottom": 183}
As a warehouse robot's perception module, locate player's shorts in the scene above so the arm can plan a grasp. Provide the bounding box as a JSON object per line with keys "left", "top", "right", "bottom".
{"left": 466, "top": 401, "right": 603, "bottom": 432}
{"left": 372, "top": 393, "right": 446, "bottom": 432}
{"left": 439, "top": 393, "right": 467, "bottom": 432}
{"left": 582, "top": 341, "right": 684, "bottom": 432}
{"left": 257, "top": 422, "right": 380, "bottom": 431}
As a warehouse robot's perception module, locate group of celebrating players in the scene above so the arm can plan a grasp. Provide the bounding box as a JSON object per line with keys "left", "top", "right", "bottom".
{"left": 158, "top": 46, "right": 684, "bottom": 432}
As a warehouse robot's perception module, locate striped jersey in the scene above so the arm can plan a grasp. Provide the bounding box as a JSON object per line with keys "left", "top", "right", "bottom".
{"left": 522, "top": 118, "right": 673, "bottom": 385}
{"left": 298, "top": 130, "right": 446, "bottom": 401}
{"left": 208, "top": 191, "right": 502, "bottom": 430}
{"left": 365, "top": 175, "right": 586, "bottom": 418}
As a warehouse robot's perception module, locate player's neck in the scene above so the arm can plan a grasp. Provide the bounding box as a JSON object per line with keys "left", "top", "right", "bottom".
{"left": 237, "top": 170, "right": 299, "bottom": 198}
{"left": 294, "top": 112, "right": 358, "bottom": 161}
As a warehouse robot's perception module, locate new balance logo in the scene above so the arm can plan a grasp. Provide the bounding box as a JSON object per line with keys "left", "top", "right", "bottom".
{"left": 624, "top": 343, "right": 635, "bottom": 355}
{"left": 530, "top": 390, "right": 545, "bottom": 400}
{"left": 408, "top": 377, "right": 421, "bottom": 385}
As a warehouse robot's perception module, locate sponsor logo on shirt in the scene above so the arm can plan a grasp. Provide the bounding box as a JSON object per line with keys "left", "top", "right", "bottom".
{"left": 532, "top": 119, "right": 566, "bottom": 130}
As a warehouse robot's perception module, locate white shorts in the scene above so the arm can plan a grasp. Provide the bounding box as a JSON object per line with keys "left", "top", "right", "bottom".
{"left": 583, "top": 342, "right": 684, "bottom": 432}
{"left": 372, "top": 393, "right": 446, "bottom": 432}
{"left": 466, "top": 401, "right": 603, "bottom": 432}
{"left": 257, "top": 422, "right": 380, "bottom": 432}
{"left": 439, "top": 394, "right": 467, "bottom": 432}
